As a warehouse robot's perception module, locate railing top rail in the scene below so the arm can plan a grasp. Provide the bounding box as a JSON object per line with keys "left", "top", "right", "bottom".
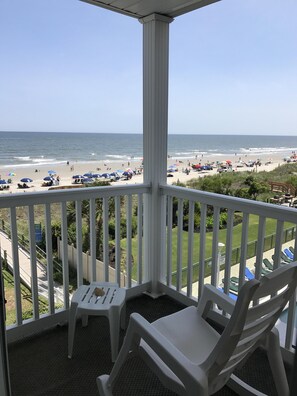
{"left": 0, "top": 183, "right": 151, "bottom": 208}
{"left": 160, "top": 184, "right": 297, "bottom": 223}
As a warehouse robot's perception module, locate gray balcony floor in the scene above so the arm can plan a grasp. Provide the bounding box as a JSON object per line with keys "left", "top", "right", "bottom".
{"left": 8, "top": 294, "right": 288, "bottom": 396}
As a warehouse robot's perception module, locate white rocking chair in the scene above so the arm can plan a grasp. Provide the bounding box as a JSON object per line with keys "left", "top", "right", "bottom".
{"left": 97, "top": 262, "right": 297, "bottom": 395}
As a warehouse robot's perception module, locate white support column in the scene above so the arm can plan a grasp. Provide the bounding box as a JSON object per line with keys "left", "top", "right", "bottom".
{"left": 139, "top": 14, "right": 173, "bottom": 295}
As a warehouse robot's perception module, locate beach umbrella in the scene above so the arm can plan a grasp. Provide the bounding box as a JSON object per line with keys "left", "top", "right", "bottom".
{"left": 8, "top": 172, "right": 16, "bottom": 176}
{"left": 83, "top": 172, "right": 94, "bottom": 178}
{"left": 109, "top": 172, "right": 120, "bottom": 180}
{"left": 0, "top": 179, "right": 7, "bottom": 184}
{"left": 20, "top": 178, "right": 33, "bottom": 183}
{"left": 72, "top": 175, "right": 85, "bottom": 179}
{"left": 43, "top": 176, "right": 54, "bottom": 181}
{"left": 48, "top": 170, "right": 56, "bottom": 175}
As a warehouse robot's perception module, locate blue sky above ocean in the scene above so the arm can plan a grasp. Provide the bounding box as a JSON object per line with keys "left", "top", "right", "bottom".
{"left": 0, "top": 1, "right": 296, "bottom": 135}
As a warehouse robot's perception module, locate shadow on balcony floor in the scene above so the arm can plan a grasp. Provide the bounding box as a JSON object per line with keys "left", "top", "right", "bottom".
{"left": 8, "top": 294, "right": 289, "bottom": 396}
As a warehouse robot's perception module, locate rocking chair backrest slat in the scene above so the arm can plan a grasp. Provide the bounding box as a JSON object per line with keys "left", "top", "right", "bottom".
{"left": 247, "top": 291, "right": 289, "bottom": 323}
{"left": 206, "top": 262, "right": 297, "bottom": 394}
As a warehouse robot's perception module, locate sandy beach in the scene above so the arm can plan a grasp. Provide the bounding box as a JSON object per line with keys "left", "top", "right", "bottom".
{"left": 0, "top": 152, "right": 286, "bottom": 195}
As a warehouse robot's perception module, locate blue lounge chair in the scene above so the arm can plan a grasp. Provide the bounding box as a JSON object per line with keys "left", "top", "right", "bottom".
{"left": 279, "top": 252, "right": 292, "bottom": 263}
{"left": 284, "top": 248, "right": 294, "bottom": 260}
{"left": 245, "top": 267, "right": 254, "bottom": 280}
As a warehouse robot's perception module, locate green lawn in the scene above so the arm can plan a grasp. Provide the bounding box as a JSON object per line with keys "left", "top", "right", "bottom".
{"left": 123, "top": 214, "right": 295, "bottom": 283}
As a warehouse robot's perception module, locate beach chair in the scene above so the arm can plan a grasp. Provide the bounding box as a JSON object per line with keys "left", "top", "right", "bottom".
{"left": 275, "top": 252, "right": 292, "bottom": 264}
{"left": 261, "top": 266, "right": 272, "bottom": 275}
{"left": 97, "top": 262, "right": 297, "bottom": 396}
{"left": 263, "top": 258, "right": 274, "bottom": 271}
{"left": 222, "top": 279, "right": 239, "bottom": 294}
{"left": 281, "top": 251, "right": 293, "bottom": 263}
{"left": 244, "top": 267, "right": 254, "bottom": 280}
{"left": 222, "top": 276, "right": 240, "bottom": 284}
{"left": 284, "top": 248, "right": 294, "bottom": 261}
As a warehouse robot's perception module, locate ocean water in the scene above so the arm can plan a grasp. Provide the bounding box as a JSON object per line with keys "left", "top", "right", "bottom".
{"left": 0, "top": 131, "right": 296, "bottom": 169}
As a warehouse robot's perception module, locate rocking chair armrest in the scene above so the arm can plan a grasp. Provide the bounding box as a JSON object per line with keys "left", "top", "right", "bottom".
{"left": 197, "top": 284, "right": 236, "bottom": 318}
{"left": 130, "top": 312, "right": 208, "bottom": 391}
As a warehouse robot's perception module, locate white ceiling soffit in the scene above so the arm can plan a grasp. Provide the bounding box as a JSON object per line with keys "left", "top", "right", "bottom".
{"left": 81, "top": 0, "right": 221, "bottom": 19}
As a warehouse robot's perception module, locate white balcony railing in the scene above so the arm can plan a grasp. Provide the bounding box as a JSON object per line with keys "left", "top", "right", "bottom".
{"left": 0, "top": 184, "right": 150, "bottom": 341}
{"left": 159, "top": 184, "right": 297, "bottom": 360}
{"left": 1, "top": 183, "right": 296, "bottom": 360}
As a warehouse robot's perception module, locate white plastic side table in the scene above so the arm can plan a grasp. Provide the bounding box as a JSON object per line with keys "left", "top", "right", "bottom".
{"left": 68, "top": 282, "right": 126, "bottom": 362}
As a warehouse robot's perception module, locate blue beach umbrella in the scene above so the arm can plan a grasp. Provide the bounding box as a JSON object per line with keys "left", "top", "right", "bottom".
{"left": 83, "top": 172, "right": 94, "bottom": 178}
{"left": 0, "top": 179, "right": 7, "bottom": 184}
{"left": 48, "top": 170, "right": 56, "bottom": 175}
{"left": 72, "top": 175, "right": 85, "bottom": 179}
{"left": 20, "top": 178, "right": 33, "bottom": 183}
{"left": 43, "top": 176, "right": 54, "bottom": 181}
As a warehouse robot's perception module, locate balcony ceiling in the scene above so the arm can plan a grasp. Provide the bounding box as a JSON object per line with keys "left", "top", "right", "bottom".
{"left": 81, "top": 0, "right": 221, "bottom": 19}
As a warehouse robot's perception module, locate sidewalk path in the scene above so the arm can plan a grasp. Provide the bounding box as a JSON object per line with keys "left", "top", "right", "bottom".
{"left": 0, "top": 230, "right": 63, "bottom": 303}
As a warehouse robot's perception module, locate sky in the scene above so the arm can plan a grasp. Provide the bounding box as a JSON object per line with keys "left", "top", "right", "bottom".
{"left": 0, "top": 0, "right": 296, "bottom": 135}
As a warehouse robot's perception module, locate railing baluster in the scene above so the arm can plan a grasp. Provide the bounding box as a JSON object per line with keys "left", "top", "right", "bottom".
{"left": 285, "top": 290, "right": 296, "bottom": 350}
{"left": 103, "top": 197, "right": 109, "bottom": 282}
{"left": 137, "top": 193, "right": 143, "bottom": 284}
{"left": 45, "top": 203, "right": 55, "bottom": 314}
{"left": 61, "top": 201, "right": 69, "bottom": 309}
{"left": 187, "top": 200, "right": 194, "bottom": 297}
{"left": 89, "top": 198, "right": 96, "bottom": 282}
{"left": 176, "top": 198, "right": 183, "bottom": 291}
{"left": 239, "top": 213, "right": 249, "bottom": 288}
{"left": 223, "top": 209, "right": 234, "bottom": 294}
{"left": 126, "top": 195, "right": 132, "bottom": 288}
{"left": 10, "top": 207, "right": 22, "bottom": 325}
{"left": 115, "top": 196, "right": 121, "bottom": 286}
{"left": 166, "top": 196, "right": 173, "bottom": 287}
{"left": 274, "top": 219, "right": 284, "bottom": 269}
{"left": 285, "top": 230, "right": 297, "bottom": 349}
{"left": 254, "top": 216, "right": 266, "bottom": 280}
{"left": 75, "top": 200, "right": 83, "bottom": 287}
{"left": 198, "top": 203, "right": 207, "bottom": 299}
{"left": 211, "top": 206, "right": 220, "bottom": 287}
{"left": 27, "top": 205, "right": 39, "bottom": 319}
